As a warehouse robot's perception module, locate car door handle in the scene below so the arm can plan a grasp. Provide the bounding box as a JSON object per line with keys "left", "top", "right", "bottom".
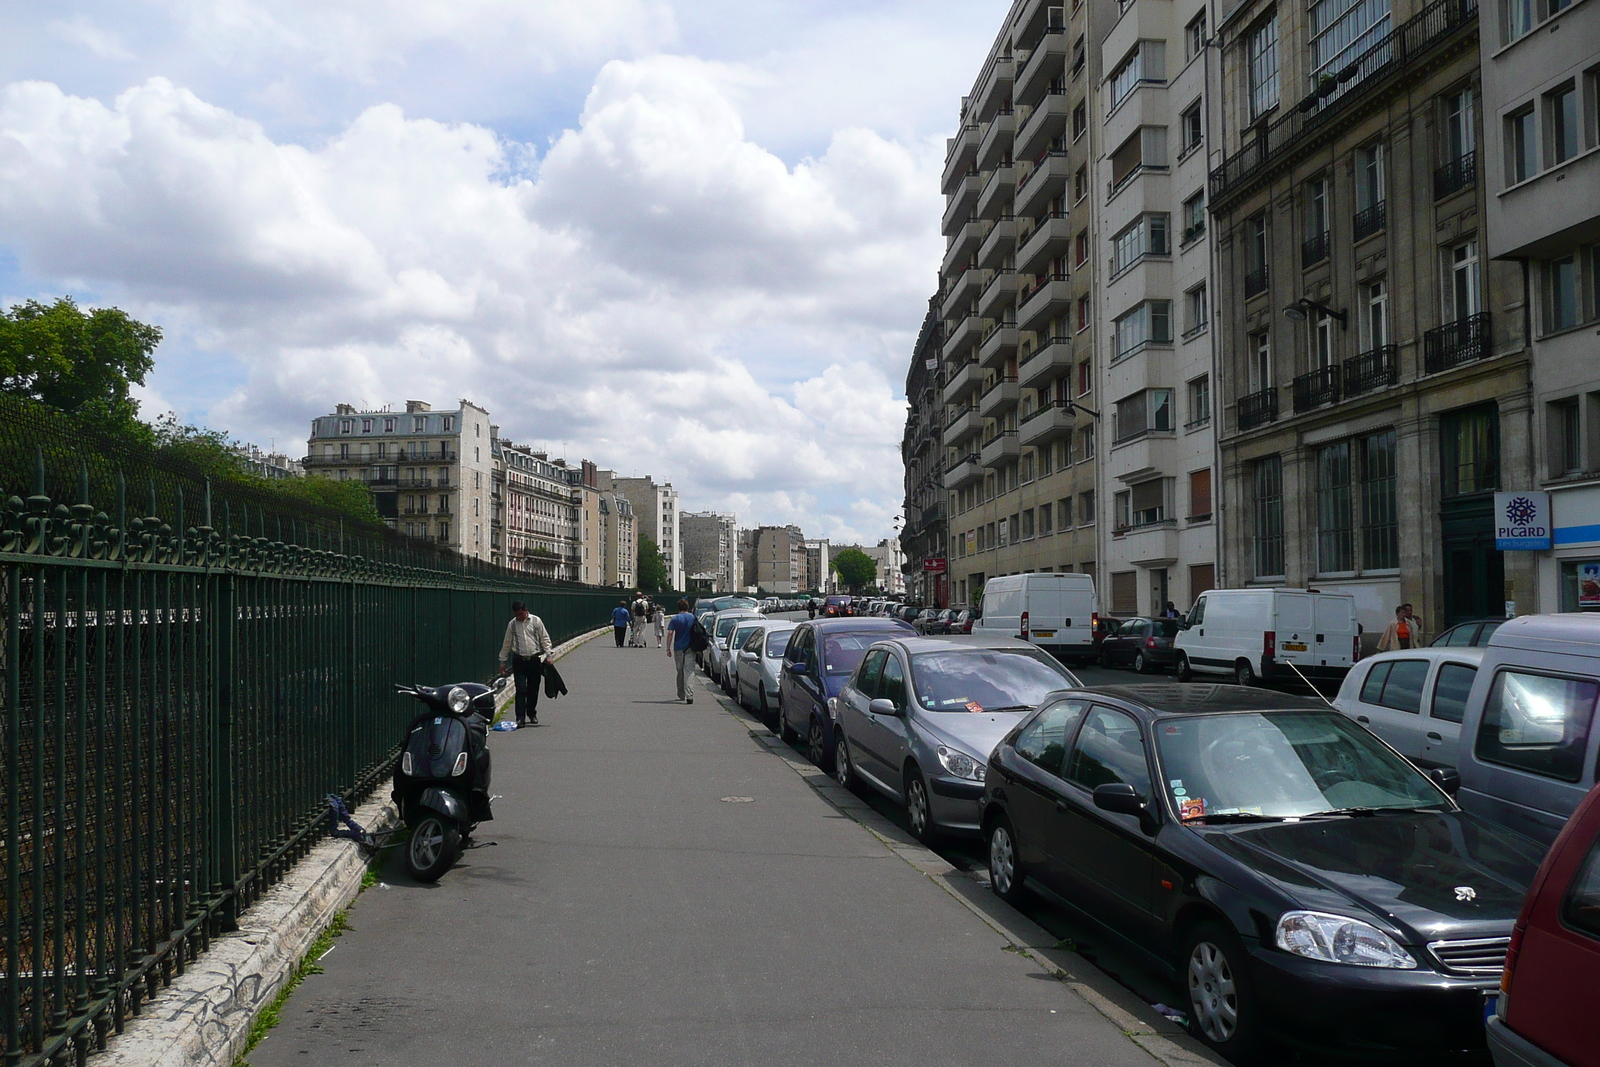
{"left": 1427, "top": 732, "right": 1443, "bottom": 741}
{"left": 1356, "top": 715, "right": 1370, "bottom": 724}
{"left": 1198, "top": 629, "right": 1204, "bottom": 636}
{"left": 1054, "top": 800, "right": 1068, "bottom": 814}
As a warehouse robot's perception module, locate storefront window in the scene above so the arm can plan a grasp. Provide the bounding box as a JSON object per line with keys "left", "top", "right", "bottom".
{"left": 1559, "top": 560, "right": 1600, "bottom": 612}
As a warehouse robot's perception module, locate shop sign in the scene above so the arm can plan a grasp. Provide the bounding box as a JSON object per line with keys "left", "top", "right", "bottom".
{"left": 922, "top": 557, "right": 947, "bottom": 574}
{"left": 1580, "top": 564, "right": 1600, "bottom": 608}
{"left": 1494, "top": 492, "right": 1551, "bottom": 550}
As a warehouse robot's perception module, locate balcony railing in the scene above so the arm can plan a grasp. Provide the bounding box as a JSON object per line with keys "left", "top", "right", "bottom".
{"left": 981, "top": 373, "right": 1019, "bottom": 398}
{"left": 1292, "top": 365, "right": 1341, "bottom": 412}
{"left": 1208, "top": 0, "right": 1479, "bottom": 206}
{"left": 1344, "top": 344, "right": 1398, "bottom": 395}
{"left": 397, "top": 476, "right": 433, "bottom": 488}
{"left": 1021, "top": 272, "right": 1068, "bottom": 303}
{"left": 1434, "top": 151, "right": 1476, "bottom": 199}
{"left": 1238, "top": 387, "right": 1278, "bottom": 431}
{"left": 1243, "top": 267, "right": 1269, "bottom": 298}
{"left": 1353, "top": 200, "right": 1387, "bottom": 241}
{"left": 1022, "top": 399, "right": 1069, "bottom": 424}
{"left": 1301, "top": 231, "right": 1330, "bottom": 268}
{"left": 1424, "top": 312, "right": 1491, "bottom": 373}
{"left": 1181, "top": 219, "right": 1206, "bottom": 245}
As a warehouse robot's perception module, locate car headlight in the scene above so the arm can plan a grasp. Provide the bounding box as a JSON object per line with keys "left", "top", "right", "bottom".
{"left": 1275, "top": 911, "right": 1416, "bottom": 969}
{"left": 826, "top": 697, "right": 839, "bottom": 720}
{"left": 447, "top": 686, "right": 470, "bottom": 714}
{"left": 936, "top": 745, "right": 986, "bottom": 782}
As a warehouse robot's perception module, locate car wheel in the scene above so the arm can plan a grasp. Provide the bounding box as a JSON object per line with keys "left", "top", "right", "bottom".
{"left": 1177, "top": 653, "right": 1194, "bottom": 682}
{"left": 1134, "top": 651, "right": 1149, "bottom": 674}
{"left": 987, "top": 815, "right": 1029, "bottom": 905}
{"left": 1235, "top": 659, "right": 1257, "bottom": 687}
{"left": 757, "top": 683, "right": 769, "bottom": 716}
{"left": 1096, "top": 647, "right": 1108, "bottom": 668}
{"left": 904, "top": 768, "right": 938, "bottom": 845}
{"left": 833, "top": 730, "right": 854, "bottom": 788}
{"left": 1183, "top": 921, "right": 1260, "bottom": 1063}
{"left": 808, "top": 717, "right": 833, "bottom": 772}
{"left": 777, "top": 703, "right": 797, "bottom": 743}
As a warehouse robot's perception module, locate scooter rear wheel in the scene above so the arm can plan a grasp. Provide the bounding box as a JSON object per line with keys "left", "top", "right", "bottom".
{"left": 406, "top": 814, "right": 460, "bottom": 882}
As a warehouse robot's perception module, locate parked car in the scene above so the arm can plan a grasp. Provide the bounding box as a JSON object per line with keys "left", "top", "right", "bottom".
{"left": 974, "top": 572, "right": 1099, "bottom": 663}
{"left": 1092, "top": 613, "right": 1123, "bottom": 652}
{"left": 720, "top": 618, "right": 767, "bottom": 692}
{"left": 704, "top": 608, "right": 760, "bottom": 676}
{"left": 1175, "top": 588, "right": 1358, "bottom": 686}
{"left": 823, "top": 595, "right": 853, "bottom": 617}
{"left": 1096, "top": 617, "right": 1182, "bottom": 673}
{"left": 953, "top": 608, "right": 980, "bottom": 634}
{"left": 1458, "top": 613, "right": 1600, "bottom": 846}
{"left": 832, "top": 634, "right": 1081, "bottom": 843}
{"left": 735, "top": 621, "right": 798, "bottom": 720}
{"left": 1488, "top": 782, "right": 1600, "bottom": 1067}
{"left": 776, "top": 616, "right": 916, "bottom": 770}
{"left": 911, "top": 608, "right": 948, "bottom": 634}
{"left": 979, "top": 684, "right": 1546, "bottom": 1062}
{"left": 1332, "top": 648, "right": 1484, "bottom": 768}
{"left": 1433, "top": 618, "right": 1505, "bottom": 648}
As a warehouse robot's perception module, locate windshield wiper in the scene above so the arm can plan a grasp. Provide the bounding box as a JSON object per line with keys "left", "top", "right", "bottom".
{"left": 1295, "top": 805, "right": 1444, "bottom": 819}
{"left": 978, "top": 704, "right": 1035, "bottom": 714}
{"left": 1181, "top": 811, "right": 1284, "bottom": 824}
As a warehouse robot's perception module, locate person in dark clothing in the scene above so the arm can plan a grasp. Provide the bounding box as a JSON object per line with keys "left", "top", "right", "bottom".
{"left": 611, "top": 601, "right": 631, "bottom": 647}
{"left": 498, "top": 601, "right": 553, "bottom": 726}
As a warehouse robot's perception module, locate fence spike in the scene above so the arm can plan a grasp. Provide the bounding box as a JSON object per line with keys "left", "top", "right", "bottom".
{"left": 79, "top": 463, "right": 91, "bottom": 506}
{"left": 203, "top": 479, "right": 213, "bottom": 528}
{"left": 33, "top": 446, "right": 45, "bottom": 497}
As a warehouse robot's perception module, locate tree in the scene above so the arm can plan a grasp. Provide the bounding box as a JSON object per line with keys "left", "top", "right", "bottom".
{"left": 831, "top": 548, "right": 877, "bottom": 592}
{"left": 0, "top": 297, "right": 160, "bottom": 437}
{"left": 636, "top": 534, "right": 668, "bottom": 592}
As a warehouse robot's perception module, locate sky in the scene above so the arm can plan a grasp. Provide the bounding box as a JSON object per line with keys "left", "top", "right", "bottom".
{"left": 0, "top": 0, "right": 1009, "bottom": 545}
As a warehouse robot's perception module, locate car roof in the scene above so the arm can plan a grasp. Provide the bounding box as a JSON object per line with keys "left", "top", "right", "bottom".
{"left": 873, "top": 633, "right": 1041, "bottom": 653}
{"left": 809, "top": 617, "right": 912, "bottom": 632}
{"left": 1356, "top": 646, "right": 1487, "bottom": 666}
{"left": 1068, "top": 683, "right": 1330, "bottom": 716}
{"left": 1487, "top": 613, "right": 1600, "bottom": 656}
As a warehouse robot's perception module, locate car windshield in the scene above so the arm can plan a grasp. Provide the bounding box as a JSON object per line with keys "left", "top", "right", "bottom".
{"left": 732, "top": 624, "right": 762, "bottom": 648}
{"left": 909, "top": 649, "right": 1077, "bottom": 713}
{"left": 1155, "top": 711, "right": 1445, "bottom": 821}
{"left": 765, "top": 630, "right": 793, "bottom": 657}
{"left": 715, "top": 616, "right": 748, "bottom": 638}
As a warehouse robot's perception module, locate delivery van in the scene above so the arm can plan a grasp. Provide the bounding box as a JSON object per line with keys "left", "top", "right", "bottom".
{"left": 973, "top": 573, "right": 1098, "bottom": 662}
{"left": 1174, "top": 588, "right": 1358, "bottom": 686}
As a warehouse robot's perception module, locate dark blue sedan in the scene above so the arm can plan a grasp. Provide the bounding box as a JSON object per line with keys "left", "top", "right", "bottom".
{"left": 776, "top": 616, "right": 914, "bottom": 770}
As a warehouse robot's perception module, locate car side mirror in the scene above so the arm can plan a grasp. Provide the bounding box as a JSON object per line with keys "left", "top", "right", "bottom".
{"left": 868, "top": 697, "right": 901, "bottom": 717}
{"left": 1093, "top": 783, "right": 1147, "bottom": 816}
{"left": 1428, "top": 767, "right": 1461, "bottom": 797}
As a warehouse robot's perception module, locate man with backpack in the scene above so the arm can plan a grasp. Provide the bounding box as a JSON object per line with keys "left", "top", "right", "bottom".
{"left": 666, "top": 598, "right": 702, "bottom": 703}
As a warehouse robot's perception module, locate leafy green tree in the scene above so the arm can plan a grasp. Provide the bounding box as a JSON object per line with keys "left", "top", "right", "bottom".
{"left": 636, "top": 534, "right": 668, "bottom": 592}
{"left": 831, "top": 548, "right": 877, "bottom": 592}
{"left": 0, "top": 297, "right": 160, "bottom": 437}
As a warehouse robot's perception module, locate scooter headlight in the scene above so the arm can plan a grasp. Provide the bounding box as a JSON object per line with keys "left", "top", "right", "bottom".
{"left": 451, "top": 751, "right": 469, "bottom": 776}
{"left": 447, "top": 686, "right": 470, "bottom": 714}
{"left": 401, "top": 751, "right": 413, "bottom": 775}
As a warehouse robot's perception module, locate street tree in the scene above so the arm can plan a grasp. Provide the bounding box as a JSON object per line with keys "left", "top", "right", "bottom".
{"left": 0, "top": 297, "right": 160, "bottom": 437}
{"left": 831, "top": 548, "right": 876, "bottom": 592}
{"left": 636, "top": 535, "right": 668, "bottom": 592}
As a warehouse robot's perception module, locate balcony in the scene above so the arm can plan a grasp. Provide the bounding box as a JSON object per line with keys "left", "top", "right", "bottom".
{"left": 941, "top": 218, "right": 989, "bottom": 277}
{"left": 1238, "top": 387, "right": 1278, "bottom": 431}
{"left": 1016, "top": 150, "right": 1071, "bottom": 218}
{"left": 1301, "top": 231, "right": 1330, "bottom": 269}
{"left": 976, "top": 165, "right": 1017, "bottom": 220}
{"left": 978, "top": 271, "right": 1020, "bottom": 321}
{"left": 1424, "top": 313, "right": 1491, "bottom": 373}
{"left": 1292, "top": 365, "right": 1342, "bottom": 413}
{"left": 946, "top": 404, "right": 983, "bottom": 443}
{"left": 980, "top": 429, "right": 1021, "bottom": 468}
{"left": 977, "top": 110, "right": 1016, "bottom": 171}
{"left": 1017, "top": 213, "right": 1070, "bottom": 275}
{"left": 1015, "top": 30, "right": 1068, "bottom": 104}
{"left": 978, "top": 323, "right": 1020, "bottom": 368}
{"left": 1018, "top": 335, "right": 1073, "bottom": 389}
{"left": 1353, "top": 200, "right": 1386, "bottom": 242}
{"left": 1243, "top": 267, "right": 1268, "bottom": 299}
{"left": 978, "top": 375, "right": 1020, "bottom": 418}
{"left": 1208, "top": 0, "right": 1481, "bottom": 208}
{"left": 1019, "top": 401, "right": 1074, "bottom": 446}
{"left": 1343, "top": 345, "right": 1398, "bottom": 395}
{"left": 1016, "top": 90, "right": 1070, "bottom": 161}
{"left": 943, "top": 313, "right": 983, "bottom": 360}
{"left": 942, "top": 124, "right": 980, "bottom": 193}
{"left": 397, "top": 476, "right": 434, "bottom": 489}
{"left": 303, "top": 454, "right": 347, "bottom": 467}
{"left": 941, "top": 359, "right": 983, "bottom": 405}
{"left": 1018, "top": 274, "right": 1072, "bottom": 332}
{"left": 942, "top": 171, "right": 983, "bottom": 234}
{"left": 1434, "top": 151, "right": 1476, "bottom": 199}
{"left": 939, "top": 266, "right": 985, "bottom": 320}
{"left": 1117, "top": 518, "right": 1180, "bottom": 566}
{"left": 972, "top": 56, "right": 1015, "bottom": 121}
{"left": 977, "top": 217, "right": 1018, "bottom": 269}
{"left": 943, "top": 452, "right": 984, "bottom": 490}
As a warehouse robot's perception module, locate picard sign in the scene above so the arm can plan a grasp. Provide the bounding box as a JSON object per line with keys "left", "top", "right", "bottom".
{"left": 1494, "top": 492, "right": 1551, "bottom": 551}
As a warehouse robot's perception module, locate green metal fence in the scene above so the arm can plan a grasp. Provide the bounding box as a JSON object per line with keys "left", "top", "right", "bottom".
{"left": 0, "top": 403, "right": 629, "bottom": 1067}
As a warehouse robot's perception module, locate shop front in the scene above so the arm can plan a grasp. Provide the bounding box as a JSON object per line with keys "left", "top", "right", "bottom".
{"left": 1538, "top": 484, "right": 1600, "bottom": 612}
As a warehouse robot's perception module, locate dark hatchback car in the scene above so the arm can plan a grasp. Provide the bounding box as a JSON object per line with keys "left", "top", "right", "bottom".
{"left": 1431, "top": 618, "right": 1504, "bottom": 648}
{"left": 1097, "top": 616, "right": 1182, "bottom": 673}
{"left": 777, "top": 617, "right": 915, "bottom": 770}
{"left": 979, "top": 684, "right": 1545, "bottom": 1063}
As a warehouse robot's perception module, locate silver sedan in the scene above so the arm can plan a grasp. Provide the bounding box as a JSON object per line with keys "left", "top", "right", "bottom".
{"left": 705, "top": 609, "right": 760, "bottom": 680}
{"left": 733, "top": 621, "right": 798, "bottom": 719}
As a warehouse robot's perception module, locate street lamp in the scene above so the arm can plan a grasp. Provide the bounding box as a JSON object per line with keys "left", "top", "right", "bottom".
{"left": 1282, "top": 298, "right": 1348, "bottom": 328}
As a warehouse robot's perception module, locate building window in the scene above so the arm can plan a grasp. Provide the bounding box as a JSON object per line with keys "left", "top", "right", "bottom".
{"left": 1111, "top": 213, "right": 1170, "bottom": 276}
{"left": 1247, "top": 15, "right": 1279, "bottom": 118}
{"left": 1360, "top": 430, "right": 1398, "bottom": 569}
{"left": 1508, "top": 106, "right": 1537, "bottom": 183}
{"left": 1181, "top": 100, "right": 1203, "bottom": 153}
{"left": 1073, "top": 101, "right": 1087, "bottom": 139}
{"left": 1304, "top": 177, "right": 1329, "bottom": 262}
{"left": 1075, "top": 230, "right": 1090, "bottom": 265}
{"left": 1549, "top": 397, "right": 1582, "bottom": 477}
{"left": 1058, "top": 497, "right": 1074, "bottom": 528}
{"left": 1187, "top": 10, "right": 1208, "bottom": 59}
{"left": 1113, "top": 388, "right": 1174, "bottom": 442}
{"left": 1244, "top": 213, "right": 1268, "bottom": 294}
{"left": 1189, "top": 467, "right": 1213, "bottom": 520}
{"left": 1079, "top": 490, "right": 1095, "bottom": 525}
{"left": 1548, "top": 255, "right": 1580, "bottom": 331}
{"left": 1021, "top": 509, "right": 1036, "bottom": 539}
{"left": 1447, "top": 239, "right": 1481, "bottom": 320}
{"left": 1188, "top": 375, "right": 1211, "bottom": 426}
{"left": 1039, "top": 503, "right": 1053, "bottom": 535}
{"left": 1077, "top": 359, "right": 1092, "bottom": 395}
{"left": 1442, "top": 404, "right": 1499, "bottom": 496}
{"left": 1251, "top": 332, "right": 1273, "bottom": 389}
{"left": 1182, "top": 191, "right": 1206, "bottom": 243}
{"left": 339, "top": 419, "right": 353, "bottom": 434}
{"left": 1074, "top": 166, "right": 1088, "bottom": 202}
{"left": 1076, "top": 295, "right": 1091, "bottom": 331}
{"left": 1317, "top": 441, "right": 1354, "bottom": 573}
{"left": 1113, "top": 301, "right": 1173, "bottom": 358}
{"left": 1110, "top": 126, "right": 1168, "bottom": 189}
{"left": 1080, "top": 424, "right": 1097, "bottom": 459}
{"left": 1442, "top": 88, "right": 1475, "bottom": 163}
{"left": 1547, "top": 82, "right": 1579, "bottom": 166}
{"left": 1110, "top": 42, "right": 1167, "bottom": 112}
{"left": 1505, "top": 0, "right": 1534, "bottom": 39}
{"left": 1312, "top": 309, "right": 1336, "bottom": 368}
{"left": 1310, "top": 0, "right": 1391, "bottom": 85}
{"left": 1253, "top": 456, "right": 1285, "bottom": 578}
{"left": 1363, "top": 278, "right": 1389, "bottom": 350}
{"left": 1186, "top": 284, "right": 1208, "bottom": 334}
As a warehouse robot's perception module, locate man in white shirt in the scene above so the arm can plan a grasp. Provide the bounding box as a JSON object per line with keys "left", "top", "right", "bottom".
{"left": 499, "top": 601, "right": 554, "bottom": 726}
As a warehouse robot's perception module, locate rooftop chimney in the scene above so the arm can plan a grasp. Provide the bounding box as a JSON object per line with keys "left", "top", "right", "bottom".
{"left": 405, "top": 400, "right": 431, "bottom": 413}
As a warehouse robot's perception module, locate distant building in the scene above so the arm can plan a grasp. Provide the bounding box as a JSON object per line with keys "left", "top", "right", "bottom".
{"left": 611, "top": 476, "right": 683, "bottom": 590}
{"left": 231, "top": 442, "right": 303, "bottom": 480}
{"left": 804, "top": 538, "right": 831, "bottom": 594}
{"left": 492, "top": 434, "right": 582, "bottom": 581}
{"left": 746, "top": 525, "right": 806, "bottom": 594}
{"left": 682, "top": 511, "right": 739, "bottom": 592}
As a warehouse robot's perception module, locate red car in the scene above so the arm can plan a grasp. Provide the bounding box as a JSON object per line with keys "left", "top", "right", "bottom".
{"left": 1489, "top": 781, "right": 1600, "bottom": 1067}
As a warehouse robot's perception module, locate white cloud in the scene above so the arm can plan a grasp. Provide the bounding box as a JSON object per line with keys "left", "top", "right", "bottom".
{"left": 47, "top": 16, "right": 136, "bottom": 62}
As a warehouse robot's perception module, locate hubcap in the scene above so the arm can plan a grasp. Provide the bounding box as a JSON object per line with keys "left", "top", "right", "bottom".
{"left": 1188, "top": 941, "right": 1238, "bottom": 1043}
{"left": 808, "top": 721, "right": 824, "bottom": 766}
{"left": 908, "top": 779, "right": 929, "bottom": 836}
{"left": 990, "top": 825, "right": 1015, "bottom": 894}
{"left": 834, "top": 738, "right": 850, "bottom": 786}
{"left": 1136, "top": 653, "right": 1145, "bottom": 671}
{"left": 410, "top": 818, "right": 444, "bottom": 870}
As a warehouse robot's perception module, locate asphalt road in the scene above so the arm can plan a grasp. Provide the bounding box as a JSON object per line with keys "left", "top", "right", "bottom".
{"left": 247, "top": 625, "right": 1188, "bottom": 1067}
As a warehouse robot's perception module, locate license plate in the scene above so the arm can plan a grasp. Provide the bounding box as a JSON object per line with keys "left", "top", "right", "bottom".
{"left": 1032, "top": 630, "right": 1056, "bottom": 638}
{"left": 1483, "top": 993, "right": 1498, "bottom": 1022}
{"left": 1282, "top": 642, "right": 1308, "bottom": 651}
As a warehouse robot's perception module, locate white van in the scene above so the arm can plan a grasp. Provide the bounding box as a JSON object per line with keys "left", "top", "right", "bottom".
{"left": 973, "top": 573, "right": 1098, "bottom": 662}
{"left": 1174, "top": 588, "right": 1358, "bottom": 686}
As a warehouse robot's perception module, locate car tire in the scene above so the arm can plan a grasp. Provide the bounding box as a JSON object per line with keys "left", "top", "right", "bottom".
{"left": 777, "top": 703, "right": 797, "bottom": 743}
{"left": 987, "top": 815, "right": 1029, "bottom": 906}
{"left": 1177, "top": 653, "right": 1194, "bottom": 682}
{"left": 833, "top": 730, "right": 854, "bottom": 788}
{"left": 904, "top": 767, "right": 938, "bottom": 845}
{"left": 1182, "top": 921, "right": 1261, "bottom": 1064}
{"left": 1235, "top": 659, "right": 1257, "bottom": 687}
{"left": 808, "top": 716, "right": 833, "bottom": 772}
{"left": 1097, "top": 648, "right": 1109, "bottom": 668}
{"left": 757, "top": 683, "right": 769, "bottom": 717}
{"left": 1134, "top": 651, "right": 1149, "bottom": 674}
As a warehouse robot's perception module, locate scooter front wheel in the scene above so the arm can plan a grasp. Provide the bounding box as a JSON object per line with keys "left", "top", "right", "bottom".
{"left": 406, "top": 814, "right": 460, "bottom": 882}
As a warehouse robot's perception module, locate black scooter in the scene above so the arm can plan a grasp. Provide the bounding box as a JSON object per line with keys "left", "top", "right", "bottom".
{"left": 391, "top": 677, "right": 506, "bottom": 881}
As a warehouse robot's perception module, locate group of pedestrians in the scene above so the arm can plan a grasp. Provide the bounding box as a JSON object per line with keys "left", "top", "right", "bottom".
{"left": 611, "top": 593, "right": 667, "bottom": 648}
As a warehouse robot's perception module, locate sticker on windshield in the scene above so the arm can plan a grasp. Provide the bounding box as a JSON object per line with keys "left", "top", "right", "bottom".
{"left": 1179, "top": 796, "right": 1206, "bottom": 820}
{"left": 966, "top": 701, "right": 984, "bottom": 714}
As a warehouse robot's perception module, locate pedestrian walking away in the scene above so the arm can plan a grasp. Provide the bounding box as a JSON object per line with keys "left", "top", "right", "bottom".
{"left": 666, "top": 598, "right": 696, "bottom": 703}
{"left": 630, "top": 593, "right": 650, "bottom": 647}
{"left": 651, "top": 601, "right": 666, "bottom": 648}
{"left": 611, "top": 601, "right": 631, "bottom": 647}
{"left": 499, "top": 601, "right": 553, "bottom": 726}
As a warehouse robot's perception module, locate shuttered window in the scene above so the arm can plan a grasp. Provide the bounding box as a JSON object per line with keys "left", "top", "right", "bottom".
{"left": 1111, "top": 570, "right": 1138, "bottom": 614}
{"left": 1189, "top": 468, "right": 1212, "bottom": 519}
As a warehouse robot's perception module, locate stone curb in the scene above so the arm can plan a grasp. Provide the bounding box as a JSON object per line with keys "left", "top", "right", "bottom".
{"left": 96, "top": 625, "right": 608, "bottom": 1067}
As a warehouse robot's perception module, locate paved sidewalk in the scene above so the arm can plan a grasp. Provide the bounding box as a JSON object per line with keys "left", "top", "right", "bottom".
{"left": 249, "top": 636, "right": 1169, "bottom": 1067}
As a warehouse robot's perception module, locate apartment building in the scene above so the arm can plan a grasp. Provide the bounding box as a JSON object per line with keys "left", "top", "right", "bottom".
{"left": 1477, "top": 0, "right": 1600, "bottom": 612}
{"left": 492, "top": 436, "right": 583, "bottom": 581}
{"left": 681, "top": 511, "right": 740, "bottom": 592}
{"left": 1209, "top": 0, "right": 1532, "bottom": 634}
{"left": 942, "top": 0, "right": 1112, "bottom": 610}
{"left": 747, "top": 525, "right": 807, "bottom": 594}
{"left": 901, "top": 301, "right": 951, "bottom": 606}
{"left": 575, "top": 463, "right": 637, "bottom": 588}
{"left": 305, "top": 399, "right": 495, "bottom": 560}
{"left": 804, "top": 538, "right": 832, "bottom": 594}
{"left": 611, "top": 476, "right": 684, "bottom": 590}
{"left": 1095, "top": 0, "right": 1219, "bottom": 617}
